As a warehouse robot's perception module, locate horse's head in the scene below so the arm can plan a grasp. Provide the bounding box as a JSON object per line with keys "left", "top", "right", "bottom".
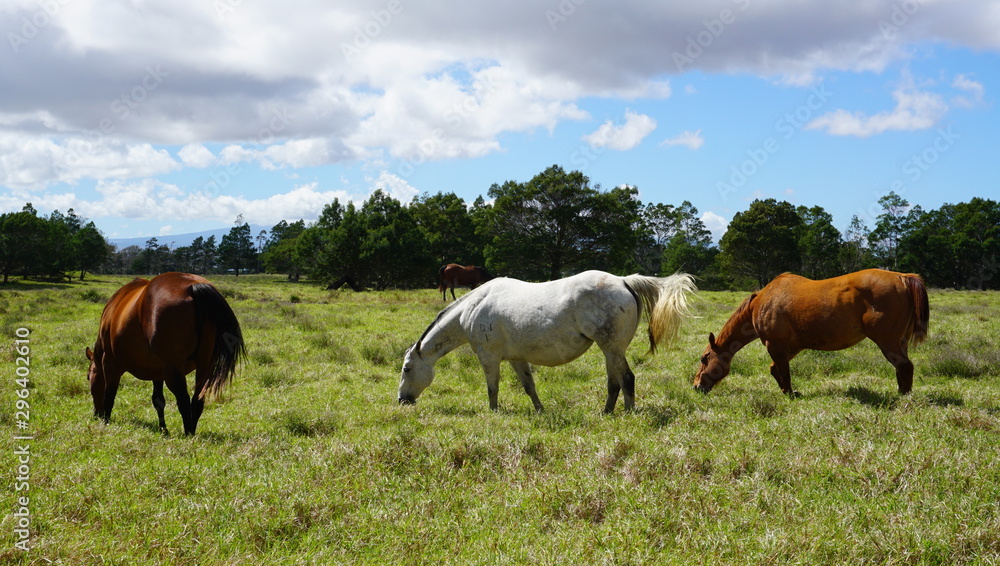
{"left": 397, "top": 343, "right": 435, "bottom": 405}
{"left": 692, "top": 332, "right": 732, "bottom": 394}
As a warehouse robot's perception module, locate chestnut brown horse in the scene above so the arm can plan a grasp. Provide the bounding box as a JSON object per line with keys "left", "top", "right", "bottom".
{"left": 693, "top": 269, "right": 928, "bottom": 396}
{"left": 85, "top": 272, "right": 245, "bottom": 435}
{"left": 438, "top": 263, "right": 494, "bottom": 300}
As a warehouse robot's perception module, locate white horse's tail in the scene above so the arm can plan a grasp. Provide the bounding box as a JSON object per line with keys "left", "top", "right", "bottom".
{"left": 623, "top": 273, "right": 696, "bottom": 354}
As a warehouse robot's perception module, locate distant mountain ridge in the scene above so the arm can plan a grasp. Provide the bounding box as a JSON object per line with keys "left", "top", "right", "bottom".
{"left": 109, "top": 225, "right": 270, "bottom": 249}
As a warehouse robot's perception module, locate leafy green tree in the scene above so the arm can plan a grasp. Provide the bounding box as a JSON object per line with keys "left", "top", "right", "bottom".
{"left": 0, "top": 205, "right": 47, "bottom": 282}
{"left": 719, "top": 198, "right": 802, "bottom": 288}
{"left": 796, "top": 205, "right": 843, "bottom": 279}
{"left": 219, "top": 222, "right": 255, "bottom": 276}
{"left": 868, "top": 191, "right": 922, "bottom": 270}
{"left": 839, "top": 215, "right": 873, "bottom": 274}
{"left": 482, "top": 165, "right": 643, "bottom": 280}
{"left": 409, "top": 192, "right": 482, "bottom": 266}
{"left": 643, "top": 200, "right": 717, "bottom": 277}
{"left": 358, "top": 190, "right": 433, "bottom": 289}
{"left": 901, "top": 198, "right": 1000, "bottom": 289}
{"left": 73, "top": 221, "right": 110, "bottom": 280}
{"left": 262, "top": 220, "right": 306, "bottom": 280}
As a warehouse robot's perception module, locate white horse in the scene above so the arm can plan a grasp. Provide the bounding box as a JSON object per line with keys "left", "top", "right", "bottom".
{"left": 398, "top": 270, "right": 696, "bottom": 413}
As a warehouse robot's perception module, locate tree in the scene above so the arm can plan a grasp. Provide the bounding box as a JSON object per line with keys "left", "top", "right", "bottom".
{"left": 719, "top": 198, "right": 802, "bottom": 288}
{"left": 868, "top": 191, "right": 919, "bottom": 270}
{"left": 219, "top": 223, "right": 255, "bottom": 275}
{"left": 900, "top": 198, "right": 1000, "bottom": 289}
{"left": 839, "top": 215, "right": 873, "bottom": 274}
{"left": 642, "top": 200, "right": 716, "bottom": 277}
{"left": 73, "top": 221, "right": 109, "bottom": 280}
{"left": 409, "top": 192, "right": 482, "bottom": 266}
{"left": 796, "top": 205, "right": 843, "bottom": 279}
{"left": 357, "top": 190, "right": 433, "bottom": 289}
{"left": 0, "top": 206, "right": 47, "bottom": 282}
{"left": 262, "top": 220, "right": 306, "bottom": 280}
{"left": 482, "top": 165, "right": 643, "bottom": 280}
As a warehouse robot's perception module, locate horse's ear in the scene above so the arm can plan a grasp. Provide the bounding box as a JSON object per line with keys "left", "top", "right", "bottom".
{"left": 708, "top": 333, "right": 717, "bottom": 348}
{"left": 85, "top": 347, "right": 94, "bottom": 361}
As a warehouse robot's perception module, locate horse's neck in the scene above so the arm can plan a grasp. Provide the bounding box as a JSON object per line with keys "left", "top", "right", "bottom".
{"left": 717, "top": 294, "right": 759, "bottom": 352}
{"left": 419, "top": 307, "right": 467, "bottom": 361}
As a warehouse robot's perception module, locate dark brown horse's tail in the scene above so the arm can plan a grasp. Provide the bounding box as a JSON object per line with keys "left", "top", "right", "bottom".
{"left": 190, "top": 283, "right": 245, "bottom": 399}
{"left": 437, "top": 265, "right": 447, "bottom": 292}
{"left": 903, "top": 274, "right": 929, "bottom": 344}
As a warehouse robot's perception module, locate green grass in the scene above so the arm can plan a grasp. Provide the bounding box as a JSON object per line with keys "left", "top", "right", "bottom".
{"left": 2, "top": 275, "right": 999, "bottom": 565}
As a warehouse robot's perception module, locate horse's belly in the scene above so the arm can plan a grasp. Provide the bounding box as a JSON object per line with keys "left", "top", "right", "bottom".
{"left": 506, "top": 331, "right": 593, "bottom": 366}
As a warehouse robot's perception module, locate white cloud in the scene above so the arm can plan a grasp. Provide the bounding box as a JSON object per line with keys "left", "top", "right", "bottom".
{"left": 583, "top": 110, "right": 657, "bottom": 151}
{"left": 806, "top": 80, "right": 947, "bottom": 137}
{"left": 661, "top": 129, "right": 704, "bottom": 150}
{"left": 3, "top": 179, "right": 356, "bottom": 226}
{"left": 701, "top": 211, "right": 728, "bottom": 242}
{"left": 0, "top": 133, "right": 178, "bottom": 190}
{"left": 178, "top": 143, "right": 215, "bottom": 168}
{"left": 952, "top": 74, "right": 986, "bottom": 108}
{"left": 368, "top": 171, "right": 419, "bottom": 203}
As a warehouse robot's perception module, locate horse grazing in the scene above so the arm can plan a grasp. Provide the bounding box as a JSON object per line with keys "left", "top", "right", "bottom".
{"left": 438, "top": 263, "right": 494, "bottom": 300}
{"left": 400, "top": 270, "right": 696, "bottom": 412}
{"left": 85, "top": 272, "right": 245, "bottom": 435}
{"left": 693, "top": 269, "right": 929, "bottom": 396}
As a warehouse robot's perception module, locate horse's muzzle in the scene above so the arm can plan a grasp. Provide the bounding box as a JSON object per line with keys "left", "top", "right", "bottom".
{"left": 397, "top": 396, "right": 416, "bottom": 405}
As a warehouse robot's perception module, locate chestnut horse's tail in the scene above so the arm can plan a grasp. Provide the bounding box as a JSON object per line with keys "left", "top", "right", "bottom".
{"left": 903, "top": 274, "right": 929, "bottom": 344}
{"left": 190, "top": 283, "right": 245, "bottom": 399}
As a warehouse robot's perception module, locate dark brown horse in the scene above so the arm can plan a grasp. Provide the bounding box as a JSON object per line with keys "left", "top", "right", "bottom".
{"left": 85, "top": 272, "right": 245, "bottom": 435}
{"left": 693, "top": 269, "right": 928, "bottom": 396}
{"left": 438, "top": 263, "right": 494, "bottom": 300}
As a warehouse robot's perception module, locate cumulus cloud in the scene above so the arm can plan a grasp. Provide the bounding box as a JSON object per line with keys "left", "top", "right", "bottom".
{"left": 701, "top": 211, "right": 728, "bottom": 241}
{"left": 661, "top": 129, "right": 704, "bottom": 150}
{"left": 0, "top": 1, "right": 998, "bottom": 188}
{"left": 806, "top": 81, "right": 947, "bottom": 137}
{"left": 0, "top": 179, "right": 354, "bottom": 226}
{"left": 178, "top": 143, "right": 215, "bottom": 168}
{"left": 583, "top": 110, "right": 657, "bottom": 151}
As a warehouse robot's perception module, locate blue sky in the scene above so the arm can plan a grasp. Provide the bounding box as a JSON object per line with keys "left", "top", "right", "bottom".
{"left": 1, "top": 1, "right": 997, "bottom": 242}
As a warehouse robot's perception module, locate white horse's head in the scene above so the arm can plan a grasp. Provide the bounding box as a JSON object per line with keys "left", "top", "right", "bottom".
{"left": 398, "top": 342, "right": 435, "bottom": 405}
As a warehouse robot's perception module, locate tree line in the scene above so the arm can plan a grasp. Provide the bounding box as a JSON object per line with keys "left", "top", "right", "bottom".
{"left": 3, "top": 165, "right": 998, "bottom": 290}
{"left": 0, "top": 204, "right": 108, "bottom": 283}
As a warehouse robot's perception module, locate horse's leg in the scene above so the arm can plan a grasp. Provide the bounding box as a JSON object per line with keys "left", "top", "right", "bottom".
{"left": 601, "top": 349, "right": 635, "bottom": 413}
{"left": 766, "top": 343, "right": 798, "bottom": 396}
{"left": 876, "top": 339, "right": 913, "bottom": 394}
{"left": 477, "top": 354, "right": 502, "bottom": 410}
{"left": 450, "top": 283, "right": 456, "bottom": 301}
{"left": 96, "top": 370, "right": 123, "bottom": 423}
{"left": 163, "top": 370, "right": 195, "bottom": 435}
{"left": 151, "top": 380, "right": 168, "bottom": 434}
{"left": 509, "top": 360, "right": 543, "bottom": 412}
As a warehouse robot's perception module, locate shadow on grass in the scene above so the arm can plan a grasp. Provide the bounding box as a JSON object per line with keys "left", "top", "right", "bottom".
{"left": 845, "top": 386, "right": 898, "bottom": 409}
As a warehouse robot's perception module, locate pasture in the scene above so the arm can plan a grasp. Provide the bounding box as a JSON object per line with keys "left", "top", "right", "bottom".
{"left": 1, "top": 275, "right": 999, "bottom": 565}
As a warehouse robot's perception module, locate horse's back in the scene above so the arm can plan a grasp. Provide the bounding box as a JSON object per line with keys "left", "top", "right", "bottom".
{"left": 101, "top": 273, "right": 211, "bottom": 377}
{"left": 756, "top": 269, "right": 921, "bottom": 349}
{"left": 466, "top": 271, "right": 636, "bottom": 363}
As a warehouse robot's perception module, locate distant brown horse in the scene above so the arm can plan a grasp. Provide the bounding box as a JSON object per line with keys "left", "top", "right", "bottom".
{"left": 85, "top": 272, "right": 245, "bottom": 435}
{"left": 693, "top": 269, "right": 928, "bottom": 396}
{"left": 438, "top": 264, "right": 494, "bottom": 300}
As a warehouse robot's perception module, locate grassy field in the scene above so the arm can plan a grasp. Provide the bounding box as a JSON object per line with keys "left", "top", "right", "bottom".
{"left": 1, "top": 274, "right": 999, "bottom": 565}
